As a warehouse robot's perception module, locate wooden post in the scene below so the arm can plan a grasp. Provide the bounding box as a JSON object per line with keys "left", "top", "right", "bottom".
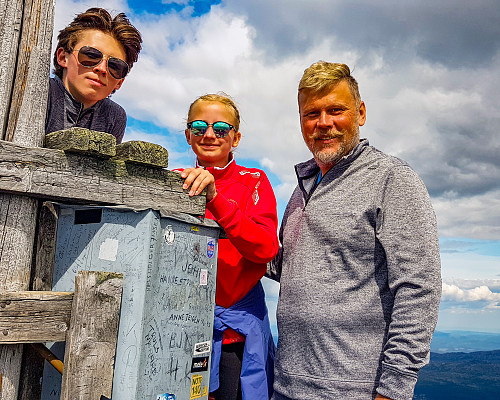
{"left": 0, "top": 0, "right": 23, "bottom": 135}
{"left": 0, "top": 0, "right": 54, "bottom": 397}
{"left": 3, "top": 0, "right": 54, "bottom": 146}
{"left": 60, "top": 271, "right": 123, "bottom": 400}
{"left": 0, "top": 196, "right": 39, "bottom": 400}
{"left": 17, "top": 202, "right": 59, "bottom": 400}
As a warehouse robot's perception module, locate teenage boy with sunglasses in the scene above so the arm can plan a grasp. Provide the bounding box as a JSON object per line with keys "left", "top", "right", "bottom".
{"left": 45, "top": 8, "right": 142, "bottom": 143}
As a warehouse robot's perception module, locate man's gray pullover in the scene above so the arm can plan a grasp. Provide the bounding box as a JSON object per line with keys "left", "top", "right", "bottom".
{"left": 270, "top": 140, "right": 441, "bottom": 400}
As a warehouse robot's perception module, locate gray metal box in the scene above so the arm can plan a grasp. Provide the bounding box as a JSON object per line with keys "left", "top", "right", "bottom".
{"left": 42, "top": 204, "right": 220, "bottom": 400}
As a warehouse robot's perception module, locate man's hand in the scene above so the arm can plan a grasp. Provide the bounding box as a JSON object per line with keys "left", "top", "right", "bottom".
{"left": 179, "top": 167, "right": 217, "bottom": 201}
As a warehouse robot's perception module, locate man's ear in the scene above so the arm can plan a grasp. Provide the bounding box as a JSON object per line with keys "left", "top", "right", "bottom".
{"left": 56, "top": 47, "right": 69, "bottom": 68}
{"left": 358, "top": 101, "right": 366, "bottom": 126}
{"left": 185, "top": 129, "right": 192, "bottom": 145}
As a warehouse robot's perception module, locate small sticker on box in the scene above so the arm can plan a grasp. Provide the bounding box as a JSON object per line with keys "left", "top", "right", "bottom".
{"left": 156, "top": 394, "right": 175, "bottom": 400}
{"left": 191, "top": 356, "right": 209, "bottom": 372}
{"left": 190, "top": 375, "right": 203, "bottom": 399}
{"left": 98, "top": 238, "right": 119, "bottom": 262}
{"left": 193, "top": 340, "right": 211, "bottom": 356}
{"left": 207, "top": 238, "right": 215, "bottom": 259}
{"left": 164, "top": 225, "right": 175, "bottom": 245}
{"left": 200, "top": 269, "right": 208, "bottom": 286}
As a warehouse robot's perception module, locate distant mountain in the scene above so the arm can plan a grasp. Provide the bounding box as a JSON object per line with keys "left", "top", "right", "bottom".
{"left": 431, "top": 330, "right": 500, "bottom": 353}
{"left": 414, "top": 350, "right": 500, "bottom": 399}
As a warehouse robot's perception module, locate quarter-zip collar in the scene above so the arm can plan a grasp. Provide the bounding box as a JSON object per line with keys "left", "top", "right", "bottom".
{"left": 295, "top": 139, "right": 369, "bottom": 202}
{"left": 53, "top": 75, "right": 101, "bottom": 129}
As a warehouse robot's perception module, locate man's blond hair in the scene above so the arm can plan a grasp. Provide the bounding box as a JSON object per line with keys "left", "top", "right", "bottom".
{"left": 298, "top": 61, "right": 361, "bottom": 107}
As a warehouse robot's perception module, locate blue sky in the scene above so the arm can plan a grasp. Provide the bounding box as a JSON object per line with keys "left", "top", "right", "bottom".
{"left": 53, "top": 0, "right": 500, "bottom": 334}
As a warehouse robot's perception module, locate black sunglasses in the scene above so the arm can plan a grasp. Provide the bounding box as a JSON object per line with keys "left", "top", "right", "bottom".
{"left": 74, "top": 46, "right": 129, "bottom": 79}
{"left": 187, "top": 120, "right": 235, "bottom": 138}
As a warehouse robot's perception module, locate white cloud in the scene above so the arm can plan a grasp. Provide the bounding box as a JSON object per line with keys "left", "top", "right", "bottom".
{"left": 113, "top": 7, "right": 366, "bottom": 189}
{"left": 50, "top": 0, "right": 500, "bottom": 244}
{"left": 433, "top": 191, "right": 500, "bottom": 240}
{"left": 442, "top": 283, "right": 500, "bottom": 303}
{"left": 43, "top": 0, "right": 500, "bottom": 338}
{"left": 116, "top": 7, "right": 500, "bottom": 240}
{"left": 446, "top": 278, "right": 500, "bottom": 292}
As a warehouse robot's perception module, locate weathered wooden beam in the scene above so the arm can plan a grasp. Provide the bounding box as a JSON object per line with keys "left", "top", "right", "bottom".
{"left": 0, "top": 291, "right": 73, "bottom": 344}
{"left": 60, "top": 271, "right": 123, "bottom": 400}
{"left": 17, "top": 345, "right": 43, "bottom": 400}
{"left": 0, "top": 140, "right": 206, "bottom": 215}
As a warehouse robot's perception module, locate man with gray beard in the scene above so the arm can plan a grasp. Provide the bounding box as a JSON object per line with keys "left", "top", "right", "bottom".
{"left": 268, "top": 61, "right": 442, "bottom": 400}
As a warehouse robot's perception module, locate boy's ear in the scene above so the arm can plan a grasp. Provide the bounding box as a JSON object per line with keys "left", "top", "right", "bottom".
{"left": 56, "top": 47, "right": 69, "bottom": 68}
{"left": 113, "top": 79, "right": 125, "bottom": 91}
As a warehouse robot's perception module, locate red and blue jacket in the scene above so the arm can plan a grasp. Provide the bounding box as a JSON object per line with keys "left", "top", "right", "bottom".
{"left": 181, "top": 156, "right": 279, "bottom": 343}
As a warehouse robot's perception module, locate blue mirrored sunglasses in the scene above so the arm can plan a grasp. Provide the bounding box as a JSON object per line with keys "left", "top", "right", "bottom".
{"left": 187, "top": 120, "right": 234, "bottom": 138}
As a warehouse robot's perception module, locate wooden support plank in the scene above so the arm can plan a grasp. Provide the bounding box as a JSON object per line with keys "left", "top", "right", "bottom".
{"left": 60, "top": 271, "right": 123, "bottom": 400}
{"left": 0, "top": 140, "right": 206, "bottom": 215}
{"left": 0, "top": 195, "right": 38, "bottom": 292}
{"left": 0, "top": 291, "right": 73, "bottom": 344}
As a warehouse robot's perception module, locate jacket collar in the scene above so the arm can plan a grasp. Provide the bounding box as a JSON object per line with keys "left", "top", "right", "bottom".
{"left": 196, "top": 153, "right": 236, "bottom": 181}
{"left": 295, "top": 139, "right": 369, "bottom": 200}
{"left": 54, "top": 75, "right": 101, "bottom": 114}
{"left": 295, "top": 139, "right": 369, "bottom": 180}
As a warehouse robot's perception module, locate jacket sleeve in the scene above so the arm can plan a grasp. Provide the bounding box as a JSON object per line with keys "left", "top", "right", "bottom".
{"left": 266, "top": 183, "right": 303, "bottom": 282}
{"left": 266, "top": 246, "right": 282, "bottom": 282}
{"left": 207, "top": 171, "right": 279, "bottom": 264}
{"left": 266, "top": 211, "right": 287, "bottom": 282}
{"left": 376, "top": 166, "right": 442, "bottom": 400}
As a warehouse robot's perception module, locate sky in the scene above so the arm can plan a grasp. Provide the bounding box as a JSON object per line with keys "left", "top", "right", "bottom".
{"left": 52, "top": 0, "right": 500, "bottom": 334}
